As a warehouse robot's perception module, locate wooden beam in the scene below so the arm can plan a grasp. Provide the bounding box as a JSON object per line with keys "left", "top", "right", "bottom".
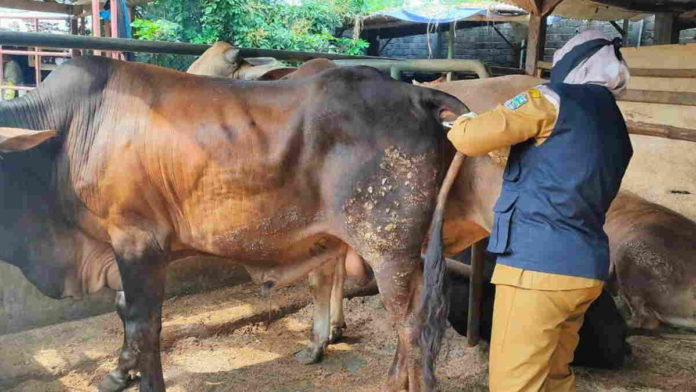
{"left": 627, "top": 121, "right": 696, "bottom": 143}
{"left": 0, "top": 0, "right": 74, "bottom": 14}
{"left": 620, "top": 89, "right": 696, "bottom": 106}
{"left": 539, "top": 62, "right": 696, "bottom": 77}
{"left": 525, "top": 13, "right": 547, "bottom": 75}
{"left": 680, "top": 9, "right": 696, "bottom": 21}
{"left": 541, "top": 0, "right": 565, "bottom": 16}
{"left": 538, "top": 62, "right": 696, "bottom": 78}
{"left": 591, "top": 0, "right": 695, "bottom": 13}
{"left": 630, "top": 68, "right": 696, "bottom": 78}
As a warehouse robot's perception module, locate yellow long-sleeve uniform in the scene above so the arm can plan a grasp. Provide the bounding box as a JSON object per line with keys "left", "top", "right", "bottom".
{"left": 448, "top": 87, "right": 604, "bottom": 392}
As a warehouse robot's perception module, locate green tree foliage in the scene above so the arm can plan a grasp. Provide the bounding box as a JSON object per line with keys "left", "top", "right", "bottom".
{"left": 135, "top": 0, "right": 372, "bottom": 55}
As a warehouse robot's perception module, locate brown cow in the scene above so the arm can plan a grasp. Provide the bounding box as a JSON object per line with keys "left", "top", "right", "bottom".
{"left": 0, "top": 57, "right": 467, "bottom": 392}
{"left": 189, "top": 56, "right": 354, "bottom": 356}
{"left": 187, "top": 41, "right": 296, "bottom": 80}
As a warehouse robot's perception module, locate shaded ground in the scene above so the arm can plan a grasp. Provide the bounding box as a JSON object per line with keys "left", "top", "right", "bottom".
{"left": 1, "top": 282, "right": 694, "bottom": 392}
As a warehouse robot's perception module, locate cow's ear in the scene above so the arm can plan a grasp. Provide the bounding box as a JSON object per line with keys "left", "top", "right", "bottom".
{"left": 224, "top": 48, "right": 241, "bottom": 64}
{"left": 258, "top": 67, "right": 297, "bottom": 80}
{"left": 243, "top": 57, "right": 277, "bottom": 66}
{"left": 0, "top": 128, "right": 58, "bottom": 152}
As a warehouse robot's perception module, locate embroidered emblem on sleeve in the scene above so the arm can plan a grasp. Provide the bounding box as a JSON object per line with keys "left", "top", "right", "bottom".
{"left": 504, "top": 93, "right": 529, "bottom": 110}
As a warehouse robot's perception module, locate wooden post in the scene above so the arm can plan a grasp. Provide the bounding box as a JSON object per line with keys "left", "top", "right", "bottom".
{"left": 33, "top": 17, "right": 40, "bottom": 86}
{"left": 655, "top": 13, "right": 679, "bottom": 45}
{"left": 447, "top": 21, "right": 455, "bottom": 81}
{"left": 622, "top": 19, "right": 629, "bottom": 44}
{"left": 110, "top": 0, "right": 119, "bottom": 59}
{"left": 467, "top": 240, "right": 485, "bottom": 347}
{"left": 525, "top": 13, "right": 547, "bottom": 76}
{"left": 70, "top": 16, "right": 79, "bottom": 57}
{"left": 91, "top": 0, "right": 101, "bottom": 56}
{"left": 365, "top": 30, "right": 380, "bottom": 57}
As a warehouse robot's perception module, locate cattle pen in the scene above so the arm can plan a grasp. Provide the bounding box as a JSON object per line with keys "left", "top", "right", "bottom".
{"left": 1, "top": 0, "right": 696, "bottom": 391}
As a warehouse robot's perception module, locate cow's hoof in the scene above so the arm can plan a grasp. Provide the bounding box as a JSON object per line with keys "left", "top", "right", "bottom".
{"left": 98, "top": 371, "right": 138, "bottom": 392}
{"left": 294, "top": 345, "right": 323, "bottom": 365}
{"left": 329, "top": 325, "right": 346, "bottom": 343}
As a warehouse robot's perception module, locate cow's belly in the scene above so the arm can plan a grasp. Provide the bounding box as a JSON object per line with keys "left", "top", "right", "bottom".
{"left": 178, "top": 193, "right": 345, "bottom": 288}
{"left": 175, "top": 171, "right": 332, "bottom": 261}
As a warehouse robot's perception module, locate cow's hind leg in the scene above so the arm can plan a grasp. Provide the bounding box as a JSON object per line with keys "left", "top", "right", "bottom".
{"left": 329, "top": 258, "right": 347, "bottom": 343}
{"left": 296, "top": 259, "right": 338, "bottom": 364}
{"left": 99, "top": 228, "right": 168, "bottom": 392}
{"left": 622, "top": 293, "right": 661, "bottom": 331}
{"left": 369, "top": 255, "right": 424, "bottom": 392}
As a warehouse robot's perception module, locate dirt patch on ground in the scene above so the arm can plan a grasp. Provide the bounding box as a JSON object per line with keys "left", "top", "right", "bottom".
{"left": 1, "top": 284, "right": 695, "bottom": 392}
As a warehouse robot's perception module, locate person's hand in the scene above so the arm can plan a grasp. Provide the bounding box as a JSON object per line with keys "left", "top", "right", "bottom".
{"left": 458, "top": 111, "right": 478, "bottom": 119}
{"left": 443, "top": 111, "right": 477, "bottom": 129}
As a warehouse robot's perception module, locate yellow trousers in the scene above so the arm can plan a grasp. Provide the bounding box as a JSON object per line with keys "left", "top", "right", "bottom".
{"left": 488, "top": 283, "right": 603, "bottom": 392}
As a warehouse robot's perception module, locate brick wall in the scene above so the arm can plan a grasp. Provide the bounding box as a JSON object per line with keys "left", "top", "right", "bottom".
{"left": 379, "top": 16, "right": 696, "bottom": 68}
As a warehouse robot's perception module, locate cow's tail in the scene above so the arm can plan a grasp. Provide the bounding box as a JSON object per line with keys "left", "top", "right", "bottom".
{"left": 420, "top": 88, "right": 468, "bottom": 124}
{"left": 419, "top": 89, "right": 469, "bottom": 391}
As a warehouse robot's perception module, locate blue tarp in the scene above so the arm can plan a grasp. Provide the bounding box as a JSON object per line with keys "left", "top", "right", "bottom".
{"left": 99, "top": 0, "right": 132, "bottom": 39}
{"left": 374, "top": 7, "right": 487, "bottom": 24}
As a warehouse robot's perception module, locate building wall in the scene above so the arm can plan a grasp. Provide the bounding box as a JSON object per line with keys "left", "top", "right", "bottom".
{"left": 379, "top": 16, "right": 696, "bottom": 67}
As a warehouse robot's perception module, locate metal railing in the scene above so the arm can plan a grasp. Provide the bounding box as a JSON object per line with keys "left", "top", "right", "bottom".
{"left": 334, "top": 58, "right": 490, "bottom": 79}
{"left": 0, "top": 31, "right": 383, "bottom": 60}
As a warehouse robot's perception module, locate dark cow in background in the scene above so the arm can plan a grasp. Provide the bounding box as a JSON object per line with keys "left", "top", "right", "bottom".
{"left": 447, "top": 240, "right": 631, "bottom": 370}
{"left": 606, "top": 191, "right": 696, "bottom": 330}
{"left": 0, "top": 57, "right": 466, "bottom": 392}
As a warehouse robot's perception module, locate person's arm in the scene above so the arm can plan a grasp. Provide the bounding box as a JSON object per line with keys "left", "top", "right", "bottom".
{"left": 447, "top": 87, "right": 559, "bottom": 156}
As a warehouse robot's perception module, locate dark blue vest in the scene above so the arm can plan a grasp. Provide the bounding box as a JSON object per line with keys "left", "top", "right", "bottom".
{"left": 487, "top": 83, "right": 633, "bottom": 280}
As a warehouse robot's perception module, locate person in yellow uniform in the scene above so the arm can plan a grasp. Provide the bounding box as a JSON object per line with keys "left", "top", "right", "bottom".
{"left": 448, "top": 30, "right": 632, "bottom": 392}
{"left": 2, "top": 56, "right": 23, "bottom": 101}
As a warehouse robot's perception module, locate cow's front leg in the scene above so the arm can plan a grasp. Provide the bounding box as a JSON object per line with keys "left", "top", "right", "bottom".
{"left": 329, "top": 257, "right": 347, "bottom": 343}
{"left": 369, "top": 255, "right": 424, "bottom": 392}
{"left": 99, "top": 227, "right": 168, "bottom": 392}
{"left": 296, "top": 260, "right": 337, "bottom": 364}
{"left": 99, "top": 291, "right": 139, "bottom": 391}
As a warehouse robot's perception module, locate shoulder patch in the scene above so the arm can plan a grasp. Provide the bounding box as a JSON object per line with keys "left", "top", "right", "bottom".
{"left": 504, "top": 93, "right": 529, "bottom": 110}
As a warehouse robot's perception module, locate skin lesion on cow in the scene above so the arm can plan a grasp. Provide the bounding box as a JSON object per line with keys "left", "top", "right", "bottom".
{"left": 343, "top": 146, "right": 438, "bottom": 263}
